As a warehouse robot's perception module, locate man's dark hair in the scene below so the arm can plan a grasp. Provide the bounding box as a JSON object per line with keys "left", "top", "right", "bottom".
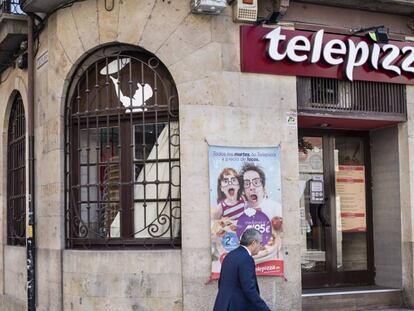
{"left": 240, "top": 163, "right": 266, "bottom": 187}
{"left": 240, "top": 228, "right": 262, "bottom": 246}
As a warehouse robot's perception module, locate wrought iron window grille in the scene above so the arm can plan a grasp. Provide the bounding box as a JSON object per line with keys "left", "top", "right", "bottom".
{"left": 65, "top": 46, "right": 181, "bottom": 249}
{"left": 7, "top": 93, "right": 26, "bottom": 246}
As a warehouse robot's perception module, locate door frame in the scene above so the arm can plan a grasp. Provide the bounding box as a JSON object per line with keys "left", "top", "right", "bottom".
{"left": 300, "top": 129, "right": 375, "bottom": 289}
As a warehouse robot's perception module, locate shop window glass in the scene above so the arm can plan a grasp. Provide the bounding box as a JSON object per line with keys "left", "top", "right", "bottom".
{"left": 299, "top": 136, "right": 326, "bottom": 272}
{"left": 334, "top": 137, "right": 367, "bottom": 271}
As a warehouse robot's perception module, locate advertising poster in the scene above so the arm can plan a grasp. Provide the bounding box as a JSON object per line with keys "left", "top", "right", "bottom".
{"left": 209, "top": 146, "right": 283, "bottom": 280}
{"left": 336, "top": 165, "right": 366, "bottom": 232}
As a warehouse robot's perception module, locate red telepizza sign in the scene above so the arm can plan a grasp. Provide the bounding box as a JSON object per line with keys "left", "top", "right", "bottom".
{"left": 240, "top": 25, "right": 414, "bottom": 84}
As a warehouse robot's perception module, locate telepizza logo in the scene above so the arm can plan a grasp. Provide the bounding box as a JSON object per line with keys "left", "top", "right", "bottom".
{"left": 264, "top": 27, "right": 414, "bottom": 81}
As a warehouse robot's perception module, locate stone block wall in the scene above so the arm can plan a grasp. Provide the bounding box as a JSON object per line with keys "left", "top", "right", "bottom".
{"left": 63, "top": 250, "right": 182, "bottom": 311}
{"left": 36, "top": 1, "right": 301, "bottom": 310}
{"left": 0, "top": 1, "right": 411, "bottom": 310}
{"left": 371, "top": 126, "right": 402, "bottom": 288}
{"left": 401, "top": 85, "right": 414, "bottom": 307}
{"left": 5, "top": 0, "right": 414, "bottom": 310}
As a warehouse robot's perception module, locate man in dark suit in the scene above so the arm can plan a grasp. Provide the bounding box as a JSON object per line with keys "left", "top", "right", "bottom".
{"left": 213, "top": 228, "right": 272, "bottom": 311}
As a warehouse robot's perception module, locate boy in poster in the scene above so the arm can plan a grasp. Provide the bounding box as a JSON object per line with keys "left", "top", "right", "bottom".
{"left": 240, "top": 163, "right": 282, "bottom": 220}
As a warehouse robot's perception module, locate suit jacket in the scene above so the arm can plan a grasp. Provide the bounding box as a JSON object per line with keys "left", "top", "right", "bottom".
{"left": 213, "top": 246, "right": 271, "bottom": 311}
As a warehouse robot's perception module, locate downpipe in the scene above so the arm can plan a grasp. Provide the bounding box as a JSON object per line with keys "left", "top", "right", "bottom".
{"left": 27, "top": 14, "right": 36, "bottom": 311}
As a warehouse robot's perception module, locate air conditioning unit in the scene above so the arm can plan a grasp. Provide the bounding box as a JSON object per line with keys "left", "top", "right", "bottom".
{"left": 191, "top": 0, "right": 227, "bottom": 15}
{"left": 233, "top": 0, "right": 258, "bottom": 22}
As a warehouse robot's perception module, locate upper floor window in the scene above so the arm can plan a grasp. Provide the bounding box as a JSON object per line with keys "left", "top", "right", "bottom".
{"left": 65, "top": 46, "right": 180, "bottom": 249}
{"left": 7, "top": 93, "right": 26, "bottom": 246}
{"left": 1, "top": 0, "right": 24, "bottom": 14}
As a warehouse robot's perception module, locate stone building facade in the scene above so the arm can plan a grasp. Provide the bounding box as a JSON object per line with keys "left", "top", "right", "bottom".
{"left": 0, "top": 0, "right": 413, "bottom": 310}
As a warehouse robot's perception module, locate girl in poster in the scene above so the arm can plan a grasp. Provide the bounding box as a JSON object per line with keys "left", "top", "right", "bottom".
{"left": 212, "top": 168, "right": 246, "bottom": 220}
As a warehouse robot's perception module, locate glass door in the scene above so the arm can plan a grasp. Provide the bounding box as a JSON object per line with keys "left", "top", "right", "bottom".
{"left": 299, "top": 130, "right": 374, "bottom": 288}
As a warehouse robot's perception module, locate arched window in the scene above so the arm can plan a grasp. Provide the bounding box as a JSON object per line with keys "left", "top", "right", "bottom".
{"left": 7, "top": 93, "right": 26, "bottom": 246}
{"left": 65, "top": 46, "right": 180, "bottom": 248}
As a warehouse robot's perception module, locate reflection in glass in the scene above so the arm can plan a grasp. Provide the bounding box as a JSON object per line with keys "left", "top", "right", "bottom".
{"left": 79, "top": 127, "right": 120, "bottom": 238}
{"left": 132, "top": 122, "right": 180, "bottom": 238}
{"left": 335, "top": 137, "right": 367, "bottom": 271}
{"left": 299, "top": 136, "right": 327, "bottom": 273}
